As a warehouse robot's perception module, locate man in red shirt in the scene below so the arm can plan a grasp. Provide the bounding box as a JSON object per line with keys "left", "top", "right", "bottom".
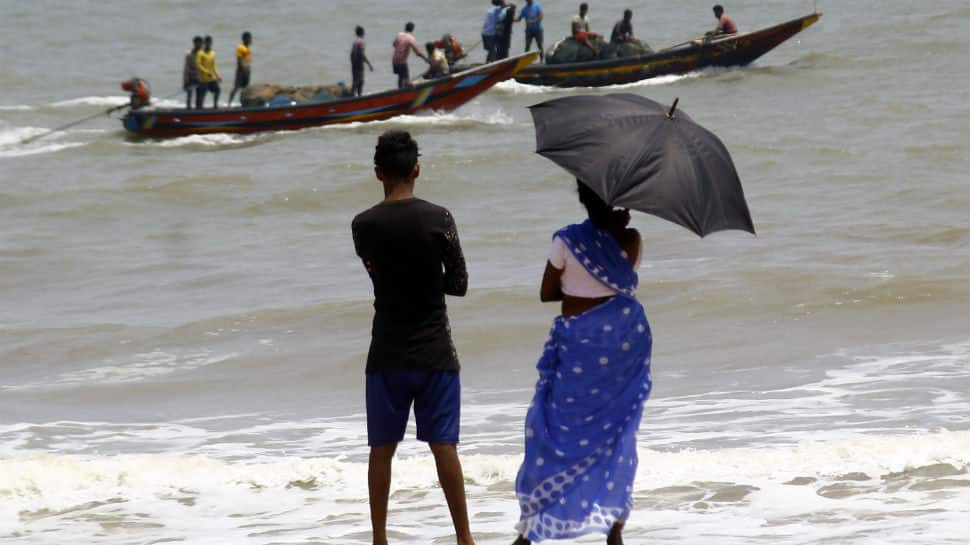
{"left": 392, "top": 22, "right": 428, "bottom": 89}
{"left": 711, "top": 4, "right": 738, "bottom": 35}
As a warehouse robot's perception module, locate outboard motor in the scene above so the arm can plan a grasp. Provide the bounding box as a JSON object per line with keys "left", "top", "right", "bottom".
{"left": 121, "top": 78, "right": 151, "bottom": 109}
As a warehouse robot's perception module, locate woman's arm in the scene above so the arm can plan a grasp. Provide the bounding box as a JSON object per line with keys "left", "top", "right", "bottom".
{"left": 540, "top": 261, "right": 564, "bottom": 302}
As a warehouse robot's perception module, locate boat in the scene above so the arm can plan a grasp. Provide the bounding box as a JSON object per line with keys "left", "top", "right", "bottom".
{"left": 122, "top": 52, "right": 538, "bottom": 138}
{"left": 514, "top": 13, "right": 821, "bottom": 88}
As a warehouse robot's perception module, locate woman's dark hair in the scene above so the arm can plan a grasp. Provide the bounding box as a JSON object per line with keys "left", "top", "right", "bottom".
{"left": 374, "top": 130, "right": 419, "bottom": 179}
{"left": 355, "top": 26, "right": 364, "bottom": 37}
{"left": 577, "top": 179, "right": 627, "bottom": 229}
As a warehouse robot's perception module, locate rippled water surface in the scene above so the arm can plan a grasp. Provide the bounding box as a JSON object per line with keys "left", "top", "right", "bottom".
{"left": 1, "top": 1, "right": 969, "bottom": 543}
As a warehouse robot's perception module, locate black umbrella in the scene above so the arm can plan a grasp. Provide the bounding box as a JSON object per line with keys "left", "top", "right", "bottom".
{"left": 529, "top": 93, "right": 755, "bottom": 237}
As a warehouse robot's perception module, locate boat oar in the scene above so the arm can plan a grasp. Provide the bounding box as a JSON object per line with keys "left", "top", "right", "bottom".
{"left": 18, "top": 88, "right": 184, "bottom": 146}
{"left": 18, "top": 103, "right": 130, "bottom": 145}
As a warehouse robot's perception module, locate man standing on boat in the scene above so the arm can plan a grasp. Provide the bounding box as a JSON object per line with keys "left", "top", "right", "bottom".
{"left": 195, "top": 35, "right": 222, "bottom": 108}
{"left": 481, "top": 0, "right": 505, "bottom": 62}
{"left": 710, "top": 4, "right": 738, "bottom": 35}
{"left": 351, "top": 26, "right": 374, "bottom": 97}
{"left": 494, "top": 2, "right": 516, "bottom": 60}
{"left": 392, "top": 22, "right": 428, "bottom": 89}
{"left": 517, "top": 0, "right": 544, "bottom": 63}
{"left": 352, "top": 130, "right": 475, "bottom": 545}
{"left": 182, "top": 36, "right": 202, "bottom": 109}
{"left": 227, "top": 31, "right": 252, "bottom": 107}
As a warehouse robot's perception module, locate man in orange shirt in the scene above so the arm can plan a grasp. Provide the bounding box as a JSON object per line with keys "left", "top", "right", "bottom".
{"left": 228, "top": 31, "right": 253, "bottom": 107}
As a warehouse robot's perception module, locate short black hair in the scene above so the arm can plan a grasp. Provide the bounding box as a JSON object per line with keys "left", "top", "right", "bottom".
{"left": 624, "top": 9, "right": 632, "bottom": 18}
{"left": 204, "top": 35, "right": 212, "bottom": 43}
{"left": 713, "top": 5, "right": 724, "bottom": 16}
{"left": 405, "top": 21, "right": 415, "bottom": 32}
{"left": 193, "top": 35, "right": 203, "bottom": 44}
{"left": 580, "top": 3, "right": 588, "bottom": 10}
{"left": 355, "top": 25, "right": 365, "bottom": 37}
{"left": 375, "top": 130, "right": 419, "bottom": 179}
{"left": 242, "top": 31, "right": 251, "bottom": 40}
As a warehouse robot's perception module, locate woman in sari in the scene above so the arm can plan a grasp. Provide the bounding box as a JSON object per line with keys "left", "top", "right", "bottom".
{"left": 511, "top": 181, "right": 653, "bottom": 545}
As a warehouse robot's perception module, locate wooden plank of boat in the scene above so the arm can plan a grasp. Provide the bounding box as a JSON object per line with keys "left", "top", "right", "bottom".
{"left": 514, "top": 13, "right": 821, "bottom": 88}
{"left": 122, "top": 52, "right": 539, "bottom": 138}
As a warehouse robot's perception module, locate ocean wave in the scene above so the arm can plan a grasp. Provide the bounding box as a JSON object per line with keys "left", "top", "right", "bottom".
{"left": 51, "top": 96, "right": 129, "bottom": 108}
{"left": 1, "top": 350, "right": 237, "bottom": 392}
{"left": 1, "top": 430, "right": 967, "bottom": 541}
{"left": 493, "top": 71, "right": 709, "bottom": 96}
{"left": 0, "top": 126, "right": 89, "bottom": 159}
{"left": 323, "top": 107, "right": 515, "bottom": 130}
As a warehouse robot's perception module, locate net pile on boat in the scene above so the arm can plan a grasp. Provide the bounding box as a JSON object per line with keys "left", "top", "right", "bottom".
{"left": 545, "top": 38, "right": 653, "bottom": 65}
{"left": 241, "top": 83, "right": 353, "bottom": 107}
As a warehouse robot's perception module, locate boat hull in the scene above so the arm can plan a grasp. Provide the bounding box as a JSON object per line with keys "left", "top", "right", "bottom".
{"left": 514, "top": 13, "right": 821, "bottom": 88}
{"left": 123, "top": 53, "right": 538, "bottom": 138}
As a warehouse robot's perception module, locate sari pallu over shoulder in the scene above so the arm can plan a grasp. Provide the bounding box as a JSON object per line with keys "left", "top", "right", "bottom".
{"left": 515, "top": 221, "right": 653, "bottom": 542}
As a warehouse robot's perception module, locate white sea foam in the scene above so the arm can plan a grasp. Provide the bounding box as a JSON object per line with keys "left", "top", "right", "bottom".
{"left": 493, "top": 71, "right": 708, "bottom": 96}
{"left": 0, "top": 126, "right": 89, "bottom": 159}
{"left": 0, "top": 430, "right": 967, "bottom": 544}
{"left": 51, "top": 95, "right": 130, "bottom": 108}
{"left": 1, "top": 350, "right": 237, "bottom": 391}
{"left": 0, "top": 104, "right": 32, "bottom": 111}
{"left": 323, "top": 107, "right": 515, "bottom": 130}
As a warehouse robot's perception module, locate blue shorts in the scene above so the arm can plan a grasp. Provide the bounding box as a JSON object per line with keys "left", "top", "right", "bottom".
{"left": 366, "top": 370, "right": 460, "bottom": 446}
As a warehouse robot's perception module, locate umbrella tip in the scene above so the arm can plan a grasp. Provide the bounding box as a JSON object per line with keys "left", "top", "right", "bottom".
{"left": 666, "top": 97, "right": 680, "bottom": 119}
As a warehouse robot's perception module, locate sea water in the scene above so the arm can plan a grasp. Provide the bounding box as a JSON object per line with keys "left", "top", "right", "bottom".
{"left": 1, "top": 0, "right": 969, "bottom": 543}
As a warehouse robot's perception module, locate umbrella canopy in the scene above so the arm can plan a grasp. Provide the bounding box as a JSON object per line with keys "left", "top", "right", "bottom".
{"left": 529, "top": 93, "right": 755, "bottom": 237}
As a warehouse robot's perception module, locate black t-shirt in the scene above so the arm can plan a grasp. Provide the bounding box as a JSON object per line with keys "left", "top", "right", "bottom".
{"left": 352, "top": 198, "right": 467, "bottom": 373}
{"left": 611, "top": 20, "right": 633, "bottom": 43}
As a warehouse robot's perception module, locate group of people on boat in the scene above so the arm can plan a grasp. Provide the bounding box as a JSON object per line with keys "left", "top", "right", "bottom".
{"left": 351, "top": 22, "right": 465, "bottom": 95}
{"left": 182, "top": 32, "right": 252, "bottom": 109}
{"left": 170, "top": 4, "right": 738, "bottom": 109}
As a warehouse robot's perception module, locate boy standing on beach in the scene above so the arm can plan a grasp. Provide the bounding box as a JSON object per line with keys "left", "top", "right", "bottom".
{"left": 351, "top": 130, "right": 475, "bottom": 545}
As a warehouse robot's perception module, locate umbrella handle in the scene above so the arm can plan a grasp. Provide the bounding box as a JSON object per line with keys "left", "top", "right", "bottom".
{"left": 666, "top": 97, "right": 679, "bottom": 119}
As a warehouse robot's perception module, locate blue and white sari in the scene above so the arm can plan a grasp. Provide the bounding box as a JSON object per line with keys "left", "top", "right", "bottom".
{"left": 515, "top": 220, "right": 653, "bottom": 542}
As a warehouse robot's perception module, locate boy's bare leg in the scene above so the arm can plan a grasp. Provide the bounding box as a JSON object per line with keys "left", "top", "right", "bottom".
{"left": 369, "top": 443, "right": 398, "bottom": 545}
{"left": 429, "top": 442, "right": 475, "bottom": 545}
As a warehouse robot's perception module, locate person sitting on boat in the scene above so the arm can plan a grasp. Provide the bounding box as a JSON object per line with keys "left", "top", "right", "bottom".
{"left": 434, "top": 34, "right": 466, "bottom": 68}
{"left": 195, "top": 35, "right": 222, "bottom": 109}
{"left": 571, "top": 3, "right": 601, "bottom": 55}
{"left": 423, "top": 42, "right": 450, "bottom": 79}
{"left": 708, "top": 4, "right": 738, "bottom": 36}
{"left": 351, "top": 26, "right": 374, "bottom": 97}
{"left": 392, "top": 22, "right": 428, "bottom": 89}
{"left": 182, "top": 36, "right": 202, "bottom": 109}
{"left": 227, "top": 31, "right": 253, "bottom": 108}
{"left": 121, "top": 78, "right": 151, "bottom": 109}
{"left": 610, "top": 9, "right": 634, "bottom": 43}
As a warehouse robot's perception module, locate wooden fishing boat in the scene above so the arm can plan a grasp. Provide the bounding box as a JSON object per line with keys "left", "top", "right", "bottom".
{"left": 122, "top": 52, "right": 538, "bottom": 138}
{"left": 514, "top": 13, "right": 821, "bottom": 88}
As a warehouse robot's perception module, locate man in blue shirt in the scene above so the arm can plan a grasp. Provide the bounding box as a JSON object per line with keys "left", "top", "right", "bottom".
{"left": 481, "top": 0, "right": 505, "bottom": 62}
{"left": 517, "top": 0, "right": 544, "bottom": 62}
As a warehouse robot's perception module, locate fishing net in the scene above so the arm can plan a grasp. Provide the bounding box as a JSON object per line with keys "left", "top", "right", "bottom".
{"left": 546, "top": 37, "right": 652, "bottom": 64}
{"left": 241, "top": 83, "right": 353, "bottom": 107}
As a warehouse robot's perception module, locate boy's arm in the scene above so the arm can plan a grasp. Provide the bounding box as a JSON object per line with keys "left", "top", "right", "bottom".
{"left": 352, "top": 222, "right": 375, "bottom": 277}
{"left": 441, "top": 212, "right": 468, "bottom": 296}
